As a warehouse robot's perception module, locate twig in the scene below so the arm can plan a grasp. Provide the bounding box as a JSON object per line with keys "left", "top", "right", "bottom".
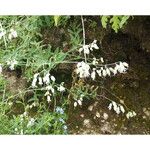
{"left": 81, "top": 16, "right": 87, "bottom": 63}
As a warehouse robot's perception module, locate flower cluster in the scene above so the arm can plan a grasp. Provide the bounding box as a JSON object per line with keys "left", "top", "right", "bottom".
{"left": 27, "top": 118, "right": 35, "bottom": 128}
{"left": 74, "top": 95, "right": 84, "bottom": 107}
{"left": 76, "top": 61, "right": 129, "bottom": 80}
{"left": 79, "top": 40, "right": 99, "bottom": 55}
{"left": 31, "top": 72, "right": 65, "bottom": 103}
{"left": 108, "top": 101, "right": 125, "bottom": 114}
{"left": 57, "top": 82, "right": 65, "bottom": 92}
{"left": 0, "top": 23, "right": 17, "bottom": 40}
{"left": 31, "top": 72, "right": 56, "bottom": 88}
{"left": 0, "top": 64, "right": 2, "bottom": 74}
{"left": 0, "top": 27, "right": 6, "bottom": 39}
{"left": 6, "top": 59, "right": 18, "bottom": 70}
{"left": 126, "top": 111, "right": 136, "bottom": 119}
{"left": 8, "top": 28, "right": 18, "bottom": 40}
{"left": 76, "top": 61, "right": 90, "bottom": 78}
{"left": 108, "top": 101, "right": 137, "bottom": 119}
{"left": 29, "top": 102, "right": 39, "bottom": 109}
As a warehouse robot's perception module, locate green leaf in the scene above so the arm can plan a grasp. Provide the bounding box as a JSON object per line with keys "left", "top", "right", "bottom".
{"left": 101, "top": 16, "right": 110, "bottom": 28}
{"left": 54, "top": 15, "right": 60, "bottom": 26}
{"left": 119, "top": 16, "right": 130, "bottom": 28}
{"left": 110, "top": 16, "right": 120, "bottom": 33}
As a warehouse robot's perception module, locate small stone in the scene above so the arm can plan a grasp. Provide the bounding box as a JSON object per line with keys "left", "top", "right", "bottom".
{"left": 143, "top": 116, "right": 146, "bottom": 119}
{"left": 83, "top": 119, "right": 91, "bottom": 128}
{"left": 88, "top": 105, "right": 93, "bottom": 111}
{"left": 103, "top": 113, "right": 109, "bottom": 120}
{"left": 80, "top": 114, "right": 84, "bottom": 118}
{"left": 96, "top": 111, "right": 100, "bottom": 118}
{"left": 93, "top": 101, "right": 98, "bottom": 107}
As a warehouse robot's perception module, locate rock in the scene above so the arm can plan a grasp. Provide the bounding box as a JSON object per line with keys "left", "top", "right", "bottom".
{"left": 101, "top": 122, "right": 112, "bottom": 133}
{"left": 103, "top": 113, "right": 109, "bottom": 120}
{"left": 93, "top": 101, "right": 98, "bottom": 107}
{"left": 96, "top": 111, "right": 100, "bottom": 118}
{"left": 83, "top": 119, "right": 91, "bottom": 128}
{"left": 88, "top": 105, "right": 93, "bottom": 111}
{"left": 80, "top": 114, "right": 85, "bottom": 118}
{"left": 143, "top": 108, "right": 150, "bottom": 117}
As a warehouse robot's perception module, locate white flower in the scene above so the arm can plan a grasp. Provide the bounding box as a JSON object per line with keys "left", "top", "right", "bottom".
{"left": 109, "top": 67, "right": 117, "bottom": 75}
{"left": 108, "top": 103, "right": 112, "bottom": 110}
{"left": 112, "top": 101, "right": 117, "bottom": 111}
{"left": 8, "top": 29, "right": 17, "bottom": 40}
{"left": 100, "top": 57, "right": 104, "bottom": 63}
{"left": 43, "top": 73, "right": 50, "bottom": 85}
{"left": 126, "top": 111, "right": 136, "bottom": 119}
{"left": 74, "top": 102, "right": 77, "bottom": 107}
{"left": 102, "top": 69, "right": 107, "bottom": 77}
{"left": 91, "top": 68, "right": 96, "bottom": 80}
{"left": 34, "top": 73, "right": 39, "bottom": 78}
{"left": 46, "top": 85, "right": 54, "bottom": 94}
{"left": 57, "top": 85, "right": 65, "bottom": 92}
{"left": 23, "top": 111, "right": 27, "bottom": 117}
{"left": 120, "top": 105, "right": 125, "bottom": 113}
{"left": 0, "top": 64, "right": 2, "bottom": 74}
{"left": 50, "top": 75, "right": 56, "bottom": 82}
{"left": 0, "top": 27, "right": 6, "bottom": 39}
{"left": 27, "top": 118, "right": 35, "bottom": 128}
{"left": 79, "top": 47, "right": 83, "bottom": 53}
{"left": 31, "top": 78, "right": 37, "bottom": 88}
{"left": 92, "top": 57, "right": 98, "bottom": 65}
{"left": 29, "top": 105, "right": 33, "bottom": 109}
{"left": 8, "top": 102, "right": 13, "bottom": 106}
{"left": 90, "top": 40, "right": 99, "bottom": 49}
{"left": 44, "top": 90, "right": 50, "bottom": 96}
{"left": 38, "top": 77, "right": 43, "bottom": 85}
{"left": 106, "top": 68, "right": 111, "bottom": 76}
{"left": 77, "top": 99, "right": 82, "bottom": 106}
{"left": 47, "top": 95, "right": 51, "bottom": 103}
{"left": 83, "top": 45, "right": 90, "bottom": 54}
{"left": 31, "top": 73, "right": 39, "bottom": 88}
{"left": 122, "top": 62, "right": 129, "bottom": 68}
{"left": 7, "top": 59, "right": 18, "bottom": 70}
{"left": 78, "top": 40, "right": 99, "bottom": 55}
{"left": 76, "top": 61, "right": 90, "bottom": 78}
{"left": 115, "top": 62, "right": 129, "bottom": 73}
{"left": 96, "top": 69, "right": 102, "bottom": 77}
{"left": 116, "top": 107, "right": 121, "bottom": 114}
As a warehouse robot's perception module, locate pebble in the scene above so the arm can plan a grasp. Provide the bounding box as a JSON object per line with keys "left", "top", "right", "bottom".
{"left": 80, "top": 114, "right": 85, "bottom": 118}
{"left": 88, "top": 105, "right": 93, "bottom": 111}
{"left": 83, "top": 119, "right": 91, "bottom": 128}
{"left": 103, "top": 113, "right": 109, "bottom": 120}
{"left": 93, "top": 101, "right": 98, "bottom": 107}
{"left": 96, "top": 111, "right": 100, "bottom": 118}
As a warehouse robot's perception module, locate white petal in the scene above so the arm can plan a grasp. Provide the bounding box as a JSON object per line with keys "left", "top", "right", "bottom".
{"left": 74, "top": 102, "right": 77, "bottom": 107}
{"left": 50, "top": 76, "right": 56, "bottom": 82}
{"left": 77, "top": 100, "right": 82, "bottom": 106}
{"left": 120, "top": 105, "right": 125, "bottom": 113}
